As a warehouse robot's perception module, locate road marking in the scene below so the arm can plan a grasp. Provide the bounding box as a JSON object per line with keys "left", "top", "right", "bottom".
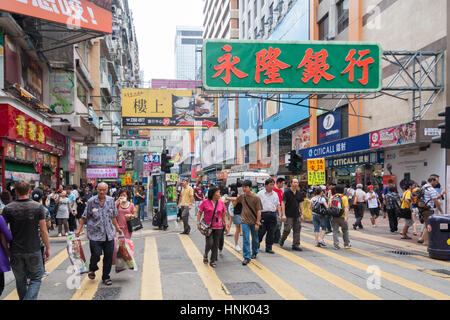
{"left": 140, "top": 237, "right": 163, "bottom": 300}
{"left": 71, "top": 260, "right": 103, "bottom": 300}
{"left": 3, "top": 245, "right": 71, "bottom": 300}
{"left": 286, "top": 236, "right": 450, "bottom": 300}
{"left": 347, "top": 230, "right": 428, "bottom": 253}
{"left": 223, "top": 239, "right": 307, "bottom": 300}
{"left": 301, "top": 232, "right": 450, "bottom": 281}
{"left": 178, "top": 234, "right": 233, "bottom": 300}
{"left": 267, "top": 245, "right": 381, "bottom": 300}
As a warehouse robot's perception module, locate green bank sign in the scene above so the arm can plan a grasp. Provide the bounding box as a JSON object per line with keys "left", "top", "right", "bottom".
{"left": 203, "top": 40, "right": 382, "bottom": 93}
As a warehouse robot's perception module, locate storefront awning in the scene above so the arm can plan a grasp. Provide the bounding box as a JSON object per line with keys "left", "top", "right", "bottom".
{"left": 5, "top": 161, "right": 36, "bottom": 174}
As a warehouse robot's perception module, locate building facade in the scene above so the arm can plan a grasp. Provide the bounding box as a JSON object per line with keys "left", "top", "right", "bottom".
{"left": 175, "top": 26, "right": 203, "bottom": 81}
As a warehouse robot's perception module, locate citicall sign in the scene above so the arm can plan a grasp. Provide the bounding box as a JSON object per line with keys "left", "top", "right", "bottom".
{"left": 0, "top": 0, "right": 112, "bottom": 34}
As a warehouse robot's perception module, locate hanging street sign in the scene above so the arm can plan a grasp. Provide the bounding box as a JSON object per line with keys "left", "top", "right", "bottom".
{"left": 118, "top": 139, "right": 150, "bottom": 151}
{"left": 203, "top": 40, "right": 382, "bottom": 93}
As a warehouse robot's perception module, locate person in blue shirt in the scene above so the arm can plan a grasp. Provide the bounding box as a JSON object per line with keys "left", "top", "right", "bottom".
{"left": 66, "top": 185, "right": 78, "bottom": 234}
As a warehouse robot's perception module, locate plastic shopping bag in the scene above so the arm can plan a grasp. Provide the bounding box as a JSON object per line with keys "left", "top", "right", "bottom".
{"left": 66, "top": 235, "right": 89, "bottom": 274}
{"left": 115, "top": 236, "right": 137, "bottom": 273}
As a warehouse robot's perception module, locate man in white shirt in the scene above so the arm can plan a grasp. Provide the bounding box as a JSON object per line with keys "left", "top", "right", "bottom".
{"left": 418, "top": 175, "right": 444, "bottom": 244}
{"left": 353, "top": 184, "right": 367, "bottom": 230}
{"left": 258, "top": 179, "right": 282, "bottom": 254}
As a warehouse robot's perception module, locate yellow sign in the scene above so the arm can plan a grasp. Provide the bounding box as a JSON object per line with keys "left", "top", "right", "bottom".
{"left": 37, "top": 125, "right": 45, "bottom": 144}
{"left": 16, "top": 115, "right": 26, "bottom": 138}
{"left": 28, "top": 121, "right": 37, "bottom": 141}
{"left": 125, "top": 171, "right": 133, "bottom": 185}
{"left": 308, "top": 158, "right": 326, "bottom": 185}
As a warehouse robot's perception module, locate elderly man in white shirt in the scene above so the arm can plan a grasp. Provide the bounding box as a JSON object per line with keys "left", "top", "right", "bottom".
{"left": 258, "top": 178, "right": 282, "bottom": 254}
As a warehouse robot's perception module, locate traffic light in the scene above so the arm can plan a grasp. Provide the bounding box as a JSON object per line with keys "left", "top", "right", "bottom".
{"left": 287, "top": 150, "right": 303, "bottom": 174}
{"left": 161, "top": 150, "right": 174, "bottom": 173}
{"left": 432, "top": 106, "right": 450, "bottom": 149}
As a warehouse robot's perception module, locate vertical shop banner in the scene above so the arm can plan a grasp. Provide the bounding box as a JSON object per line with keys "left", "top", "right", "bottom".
{"left": 318, "top": 111, "right": 341, "bottom": 144}
{"left": 370, "top": 122, "right": 417, "bottom": 149}
{"left": 292, "top": 124, "right": 310, "bottom": 150}
{"left": 0, "top": 28, "right": 4, "bottom": 89}
{"left": 69, "top": 138, "right": 75, "bottom": 172}
{"left": 307, "top": 158, "right": 326, "bottom": 185}
{"left": 50, "top": 71, "right": 74, "bottom": 114}
{"left": 0, "top": 0, "right": 112, "bottom": 34}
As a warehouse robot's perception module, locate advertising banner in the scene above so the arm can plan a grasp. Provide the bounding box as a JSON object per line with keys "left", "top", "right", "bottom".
{"left": 121, "top": 89, "right": 218, "bottom": 129}
{"left": 292, "top": 124, "right": 310, "bottom": 150}
{"left": 318, "top": 111, "right": 341, "bottom": 144}
{"left": 0, "top": 0, "right": 112, "bottom": 34}
{"left": 88, "top": 147, "right": 117, "bottom": 166}
{"left": 0, "top": 28, "right": 4, "bottom": 89}
{"left": 80, "top": 146, "right": 88, "bottom": 159}
{"left": 69, "top": 138, "right": 75, "bottom": 172}
{"left": 307, "top": 158, "right": 326, "bottom": 185}
{"left": 118, "top": 139, "right": 150, "bottom": 151}
{"left": 203, "top": 40, "right": 382, "bottom": 92}
{"left": 86, "top": 167, "right": 118, "bottom": 179}
{"left": 50, "top": 71, "right": 74, "bottom": 114}
{"left": 370, "top": 122, "right": 416, "bottom": 149}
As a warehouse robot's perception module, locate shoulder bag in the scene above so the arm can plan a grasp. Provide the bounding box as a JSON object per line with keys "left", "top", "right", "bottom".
{"left": 244, "top": 195, "right": 258, "bottom": 220}
{"left": 398, "top": 194, "right": 412, "bottom": 220}
{"left": 199, "top": 201, "right": 219, "bottom": 237}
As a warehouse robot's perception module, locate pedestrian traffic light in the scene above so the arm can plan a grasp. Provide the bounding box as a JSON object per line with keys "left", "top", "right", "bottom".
{"left": 287, "top": 150, "right": 303, "bottom": 174}
{"left": 161, "top": 150, "right": 174, "bottom": 173}
{"left": 432, "top": 106, "right": 450, "bottom": 149}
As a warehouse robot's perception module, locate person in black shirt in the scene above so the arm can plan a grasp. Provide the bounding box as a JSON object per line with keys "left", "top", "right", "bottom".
{"left": 3, "top": 180, "right": 50, "bottom": 300}
{"left": 279, "top": 179, "right": 304, "bottom": 251}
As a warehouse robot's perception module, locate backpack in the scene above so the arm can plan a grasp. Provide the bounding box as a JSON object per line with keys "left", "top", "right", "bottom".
{"left": 385, "top": 192, "right": 401, "bottom": 210}
{"left": 312, "top": 197, "right": 327, "bottom": 216}
{"left": 329, "top": 195, "right": 344, "bottom": 217}
{"left": 412, "top": 186, "right": 432, "bottom": 212}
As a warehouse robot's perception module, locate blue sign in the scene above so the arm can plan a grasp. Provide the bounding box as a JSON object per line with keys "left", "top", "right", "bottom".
{"left": 318, "top": 111, "right": 341, "bottom": 144}
{"left": 326, "top": 151, "right": 384, "bottom": 168}
{"left": 143, "top": 155, "right": 150, "bottom": 164}
{"left": 299, "top": 134, "right": 370, "bottom": 160}
{"left": 152, "top": 155, "right": 160, "bottom": 163}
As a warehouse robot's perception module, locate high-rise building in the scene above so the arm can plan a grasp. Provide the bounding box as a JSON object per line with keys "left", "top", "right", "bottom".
{"left": 175, "top": 26, "right": 203, "bottom": 80}
{"left": 203, "top": 0, "right": 240, "bottom": 39}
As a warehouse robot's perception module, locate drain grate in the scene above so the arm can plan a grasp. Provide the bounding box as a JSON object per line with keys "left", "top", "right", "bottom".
{"left": 93, "top": 287, "right": 121, "bottom": 300}
{"left": 431, "top": 269, "right": 450, "bottom": 276}
{"left": 224, "top": 282, "right": 266, "bottom": 296}
{"left": 389, "top": 250, "right": 414, "bottom": 256}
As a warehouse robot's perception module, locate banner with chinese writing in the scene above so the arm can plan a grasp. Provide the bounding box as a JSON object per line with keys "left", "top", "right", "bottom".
{"left": 86, "top": 167, "right": 118, "bottom": 179}
{"left": 203, "top": 40, "right": 382, "bottom": 92}
{"left": 88, "top": 147, "right": 117, "bottom": 166}
{"left": 118, "top": 139, "right": 150, "bottom": 151}
{"left": 370, "top": 122, "right": 416, "bottom": 149}
{"left": 0, "top": 0, "right": 112, "bottom": 34}
{"left": 49, "top": 71, "right": 74, "bottom": 114}
{"left": 307, "top": 158, "right": 326, "bottom": 185}
{"left": 121, "top": 89, "right": 218, "bottom": 129}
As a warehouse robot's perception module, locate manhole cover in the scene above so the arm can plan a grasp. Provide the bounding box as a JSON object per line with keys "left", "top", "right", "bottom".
{"left": 388, "top": 250, "right": 414, "bottom": 256}
{"left": 224, "top": 282, "right": 266, "bottom": 295}
{"left": 431, "top": 269, "right": 450, "bottom": 276}
{"left": 93, "top": 287, "right": 121, "bottom": 300}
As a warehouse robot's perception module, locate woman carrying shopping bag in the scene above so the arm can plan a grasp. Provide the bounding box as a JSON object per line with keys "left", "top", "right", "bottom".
{"left": 115, "top": 189, "right": 137, "bottom": 239}
{"left": 197, "top": 186, "right": 229, "bottom": 268}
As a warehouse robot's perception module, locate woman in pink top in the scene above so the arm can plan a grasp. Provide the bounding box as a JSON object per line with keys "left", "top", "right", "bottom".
{"left": 114, "top": 188, "right": 137, "bottom": 239}
{"left": 197, "top": 186, "right": 229, "bottom": 268}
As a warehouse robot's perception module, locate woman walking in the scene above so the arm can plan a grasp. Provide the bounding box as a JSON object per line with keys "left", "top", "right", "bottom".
{"left": 230, "top": 183, "right": 243, "bottom": 252}
{"left": 310, "top": 188, "right": 329, "bottom": 247}
{"left": 136, "top": 186, "right": 147, "bottom": 221}
{"left": 197, "top": 187, "right": 228, "bottom": 268}
{"left": 55, "top": 190, "right": 73, "bottom": 237}
{"left": 115, "top": 189, "right": 137, "bottom": 239}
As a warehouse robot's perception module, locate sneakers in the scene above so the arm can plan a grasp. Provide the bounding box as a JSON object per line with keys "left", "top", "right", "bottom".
{"left": 58, "top": 233, "right": 62, "bottom": 237}
{"left": 279, "top": 240, "right": 284, "bottom": 247}
{"left": 234, "top": 245, "right": 242, "bottom": 252}
{"left": 417, "top": 238, "right": 424, "bottom": 244}
{"left": 64, "top": 233, "right": 69, "bottom": 236}
{"left": 242, "top": 258, "right": 251, "bottom": 266}
{"left": 265, "top": 249, "right": 275, "bottom": 254}
{"left": 334, "top": 245, "right": 341, "bottom": 250}
{"left": 319, "top": 241, "right": 327, "bottom": 247}
{"left": 401, "top": 235, "right": 412, "bottom": 240}
{"left": 292, "top": 246, "right": 303, "bottom": 251}
{"left": 43, "top": 271, "right": 50, "bottom": 276}
{"left": 344, "top": 244, "right": 352, "bottom": 249}
{"left": 251, "top": 253, "right": 257, "bottom": 259}
{"left": 68, "top": 231, "right": 74, "bottom": 235}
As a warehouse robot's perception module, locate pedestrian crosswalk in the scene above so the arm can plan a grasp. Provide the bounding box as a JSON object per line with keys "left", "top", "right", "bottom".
{"left": 1, "top": 220, "right": 449, "bottom": 300}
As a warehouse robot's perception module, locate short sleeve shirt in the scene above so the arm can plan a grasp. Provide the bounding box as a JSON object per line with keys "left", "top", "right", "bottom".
{"left": 236, "top": 193, "right": 263, "bottom": 225}
{"left": 282, "top": 189, "right": 304, "bottom": 218}
{"left": 199, "top": 199, "right": 226, "bottom": 229}
{"left": 329, "top": 194, "right": 349, "bottom": 218}
{"left": 423, "top": 184, "right": 438, "bottom": 211}
{"left": 367, "top": 192, "right": 379, "bottom": 208}
{"left": 401, "top": 190, "right": 412, "bottom": 209}
{"left": 180, "top": 186, "right": 194, "bottom": 206}
{"left": 82, "top": 195, "right": 118, "bottom": 242}
{"left": 194, "top": 188, "right": 204, "bottom": 201}
{"left": 257, "top": 190, "right": 280, "bottom": 212}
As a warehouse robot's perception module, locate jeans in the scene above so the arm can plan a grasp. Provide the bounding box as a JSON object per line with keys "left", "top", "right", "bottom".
{"left": 312, "top": 213, "right": 328, "bottom": 233}
{"left": 138, "top": 203, "right": 147, "bottom": 220}
{"left": 181, "top": 206, "right": 191, "bottom": 234}
{"left": 89, "top": 240, "right": 114, "bottom": 281}
{"left": 10, "top": 251, "right": 44, "bottom": 300}
{"left": 281, "top": 216, "right": 302, "bottom": 247}
{"left": 204, "top": 229, "right": 223, "bottom": 263}
{"left": 258, "top": 212, "right": 277, "bottom": 250}
{"left": 325, "top": 214, "right": 332, "bottom": 232}
{"left": 274, "top": 220, "right": 282, "bottom": 244}
{"left": 387, "top": 208, "right": 398, "bottom": 232}
{"left": 331, "top": 217, "right": 350, "bottom": 247}
{"left": 242, "top": 223, "right": 259, "bottom": 259}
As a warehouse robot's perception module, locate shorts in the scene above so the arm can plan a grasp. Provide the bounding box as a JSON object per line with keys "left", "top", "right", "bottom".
{"left": 233, "top": 214, "right": 242, "bottom": 225}
{"left": 403, "top": 218, "right": 414, "bottom": 227}
{"left": 369, "top": 207, "right": 380, "bottom": 217}
{"left": 312, "top": 213, "right": 327, "bottom": 233}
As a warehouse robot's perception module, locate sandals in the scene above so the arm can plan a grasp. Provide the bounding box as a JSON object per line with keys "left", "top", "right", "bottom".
{"left": 103, "top": 279, "right": 112, "bottom": 286}
{"left": 203, "top": 257, "right": 208, "bottom": 264}
{"left": 88, "top": 272, "right": 95, "bottom": 280}
{"left": 209, "top": 261, "right": 217, "bottom": 268}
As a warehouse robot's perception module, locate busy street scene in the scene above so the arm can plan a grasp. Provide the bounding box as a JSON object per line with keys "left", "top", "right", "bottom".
{"left": 0, "top": 0, "right": 449, "bottom": 305}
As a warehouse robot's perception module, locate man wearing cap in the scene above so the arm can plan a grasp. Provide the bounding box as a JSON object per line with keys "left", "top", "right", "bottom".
{"left": 353, "top": 184, "right": 367, "bottom": 230}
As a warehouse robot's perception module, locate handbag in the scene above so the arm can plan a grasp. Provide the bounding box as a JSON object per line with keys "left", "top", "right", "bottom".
{"left": 199, "top": 201, "right": 218, "bottom": 237}
{"left": 127, "top": 217, "right": 143, "bottom": 233}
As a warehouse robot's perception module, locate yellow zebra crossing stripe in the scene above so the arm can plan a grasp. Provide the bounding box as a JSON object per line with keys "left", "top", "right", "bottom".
{"left": 178, "top": 234, "right": 233, "bottom": 300}
{"left": 140, "top": 237, "right": 163, "bottom": 299}
{"left": 223, "top": 239, "right": 307, "bottom": 300}
{"left": 71, "top": 260, "right": 103, "bottom": 300}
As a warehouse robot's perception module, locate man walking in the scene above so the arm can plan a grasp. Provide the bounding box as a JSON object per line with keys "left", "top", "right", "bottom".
{"left": 273, "top": 178, "right": 285, "bottom": 244}
{"left": 228, "top": 180, "right": 262, "bottom": 265}
{"left": 330, "top": 185, "right": 351, "bottom": 250}
{"left": 3, "top": 180, "right": 50, "bottom": 300}
{"left": 258, "top": 179, "right": 282, "bottom": 254}
{"left": 178, "top": 178, "right": 194, "bottom": 235}
{"left": 353, "top": 184, "right": 367, "bottom": 230}
{"left": 279, "top": 179, "right": 304, "bottom": 251}
{"left": 75, "top": 182, "right": 123, "bottom": 286}
{"left": 418, "top": 175, "right": 444, "bottom": 244}
{"left": 67, "top": 185, "right": 78, "bottom": 234}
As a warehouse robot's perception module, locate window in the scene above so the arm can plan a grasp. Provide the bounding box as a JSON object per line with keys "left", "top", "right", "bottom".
{"left": 337, "top": 0, "right": 349, "bottom": 34}
{"left": 181, "top": 38, "right": 203, "bottom": 45}
{"left": 318, "top": 14, "right": 329, "bottom": 40}
{"left": 181, "top": 31, "right": 203, "bottom": 37}
{"left": 77, "top": 78, "right": 88, "bottom": 106}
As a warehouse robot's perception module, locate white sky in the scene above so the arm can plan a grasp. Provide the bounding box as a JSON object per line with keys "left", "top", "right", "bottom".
{"left": 128, "top": 0, "right": 204, "bottom": 85}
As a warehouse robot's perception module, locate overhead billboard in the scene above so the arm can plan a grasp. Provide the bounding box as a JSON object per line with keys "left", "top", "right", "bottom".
{"left": 0, "top": 0, "right": 112, "bottom": 34}
{"left": 88, "top": 147, "right": 117, "bottom": 166}
{"left": 122, "top": 89, "right": 218, "bottom": 129}
{"left": 203, "top": 40, "right": 382, "bottom": 93}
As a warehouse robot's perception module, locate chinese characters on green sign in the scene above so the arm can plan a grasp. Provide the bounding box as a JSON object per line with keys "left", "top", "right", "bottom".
{"left": 203, "top": 40, "right": 382, "bottom": 92}
{"left": 118, "top": 139, "right": 150, "bottom": 151}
